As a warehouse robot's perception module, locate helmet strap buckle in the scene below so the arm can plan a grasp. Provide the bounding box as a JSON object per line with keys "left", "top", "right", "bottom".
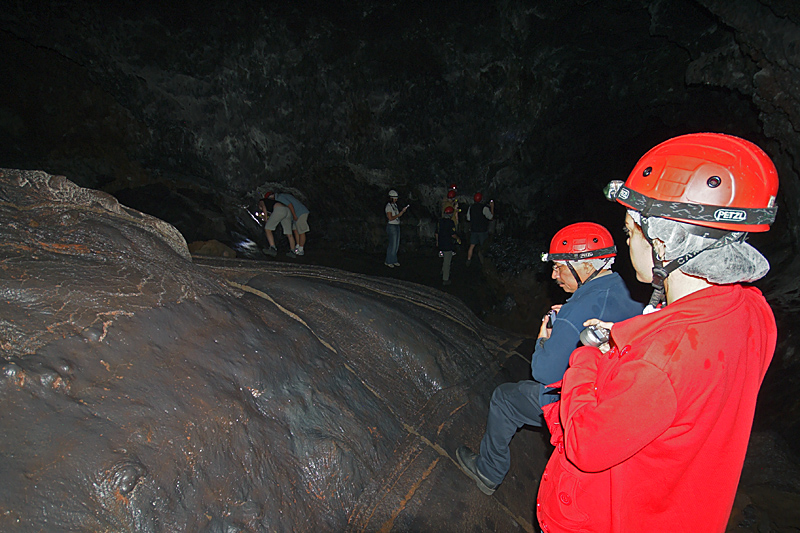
{"left": 651, "top": 264, "right": 668, "bottom": 287}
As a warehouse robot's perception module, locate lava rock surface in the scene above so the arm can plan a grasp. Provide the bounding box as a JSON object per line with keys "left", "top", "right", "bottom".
{"left": 0, "top": 169, "right": 543, "bottom": 531}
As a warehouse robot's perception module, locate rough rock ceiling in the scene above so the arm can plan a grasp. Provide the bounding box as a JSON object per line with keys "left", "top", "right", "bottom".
{"left": 1, "top": 1, "right": 789, "bottom": 234}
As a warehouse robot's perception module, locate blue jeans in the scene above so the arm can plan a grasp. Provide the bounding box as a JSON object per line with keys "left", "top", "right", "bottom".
{"left": 386, "top": 224, "right": 400, "bottom": 264}
{"left": 476, "top": 380, "right": 543, "bottom": 485}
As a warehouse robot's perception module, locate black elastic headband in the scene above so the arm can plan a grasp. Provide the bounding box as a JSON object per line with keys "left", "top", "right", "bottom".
{"left": 617, "top": 186, "right": 777, "bottom": 227}
{"left": 543, "top": 245, "right": 617, "bottom": 262}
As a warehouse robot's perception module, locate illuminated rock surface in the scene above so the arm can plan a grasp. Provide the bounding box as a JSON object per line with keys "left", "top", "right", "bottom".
{"left": 0, "top": 169, "right": 543, "bottom": 531}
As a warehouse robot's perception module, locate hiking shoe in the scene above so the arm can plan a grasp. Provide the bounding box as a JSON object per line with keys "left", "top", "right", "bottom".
{"left": 393, "top": 262, "right": 400, "bottom": 267}
{"left": 466, "top": 259, "right": 471, "bottom": 267}
{"left": 295, "top": 247, "right": 305, "bottom": 256}
{"left": 264, "top": 247, "right": 278, "bottom": 257}
{"left": 443, "top": 280, "right": 451, "bottom": 286}
{"left": 286, "top": 251, "right": 297, "bottom": 258}
{"left": 456, "top": 446, "right": 497, "bottom": 495}
{"left": 385, "top": 262, "right": 395, "bottom": 268}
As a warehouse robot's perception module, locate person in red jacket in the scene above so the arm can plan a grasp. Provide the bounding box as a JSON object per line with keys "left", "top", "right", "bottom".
{"left": 536, "top": 133, "right": 779, "bottom": 533}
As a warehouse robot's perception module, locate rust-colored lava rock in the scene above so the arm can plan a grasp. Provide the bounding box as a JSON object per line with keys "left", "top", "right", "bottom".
{"left": 0, "top": 169, "right": 544, "bottom": 532}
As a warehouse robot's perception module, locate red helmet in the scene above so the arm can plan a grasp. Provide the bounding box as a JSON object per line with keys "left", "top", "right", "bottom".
{"left": 543, "top": 222, "right": 616, "bottom": 262}
{"left": 447, "top": 190, "right": 456, "bottom": 199}
{"left": 474, "top": 192, "right": 483, "bottom": 203}
{"left": 449, "top": 183, "right": 457, "bottom": 190}
{"left": 444, "top": 206, "right": 455, "bottom": 215}
{"left": 264, "top": 191, "right": 274, "bottom": 199}
{"left": 615, "top": 133, "right": 778, "bottom": 232}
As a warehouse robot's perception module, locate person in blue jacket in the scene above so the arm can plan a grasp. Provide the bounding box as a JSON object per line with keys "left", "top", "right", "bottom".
{"left": 456, "top": 222, "right": 644, "bottom": 495}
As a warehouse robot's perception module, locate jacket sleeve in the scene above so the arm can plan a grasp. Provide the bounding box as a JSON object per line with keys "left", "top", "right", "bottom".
{"left": 531, "top": 315, "right": 582, "bottom": 386}
{"left": 559, "top": 346, "right": 678, "bottom": 473}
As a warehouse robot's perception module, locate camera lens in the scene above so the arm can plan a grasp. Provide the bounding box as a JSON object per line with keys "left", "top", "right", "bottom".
{"left": 580, "top": 325, "right": 609, "bottom": 347}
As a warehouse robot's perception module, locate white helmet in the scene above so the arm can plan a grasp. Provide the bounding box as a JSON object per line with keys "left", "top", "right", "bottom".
{"left": 388, "top": 189, "right": 399, "bottom": 198}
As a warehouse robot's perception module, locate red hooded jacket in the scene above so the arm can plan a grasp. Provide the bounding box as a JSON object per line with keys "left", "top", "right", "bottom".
{"left": 537, "top": 284, "right": 776, "bottom": 533}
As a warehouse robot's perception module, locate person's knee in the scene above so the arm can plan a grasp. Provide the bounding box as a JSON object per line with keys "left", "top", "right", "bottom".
{"left": 492, "top": 381, "right": 530, "bottom": 406}
{"left": 490, "top": 383, "right": 511, "bottom": 406}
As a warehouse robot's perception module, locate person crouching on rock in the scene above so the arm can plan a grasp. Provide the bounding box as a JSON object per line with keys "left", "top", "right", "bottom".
{"left": 272, "top": 191, "right": 310, "bottom": 256}
{"left": 259, "top": 192, "right": 297, "bottom": 259}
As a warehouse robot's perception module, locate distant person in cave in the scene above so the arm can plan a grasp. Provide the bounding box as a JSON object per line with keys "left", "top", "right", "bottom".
{"left": 436, "top": 205, "right": 460, "bottom": 285}
{"left": 537, "top": 133, "right": 779, "bottom": 533}
{"left": 455, "top": 222, "right": 643, "bottom": 497}
{"left": 465, "top": 192, "right": 494, "bottom": 267}
{"left": 385, "top": 189, "right": 408, "bottom": 268}
{"left": 441, "top": 184, "right": 460, "bottom": 230}
{"left": 269, "top": 191, "right": 310, "bottom": 256}
{"left": 258, "top": 193, "right": 297, "bottom": 258}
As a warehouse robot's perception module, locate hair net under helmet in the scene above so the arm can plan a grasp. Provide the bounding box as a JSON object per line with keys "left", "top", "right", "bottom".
{"left": 627, "top": 209, "right": 769, "bottom": 284}
{"left": 614, "top": 133, "right": 779, "bottom": 287}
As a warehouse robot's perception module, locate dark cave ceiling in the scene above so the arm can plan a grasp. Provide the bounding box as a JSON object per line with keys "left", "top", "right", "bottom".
{"left": 2, "top": 0, "right": 794, "bottom": 239}
{"left": 3, "top": 0, "right": 800, "bottom": 447}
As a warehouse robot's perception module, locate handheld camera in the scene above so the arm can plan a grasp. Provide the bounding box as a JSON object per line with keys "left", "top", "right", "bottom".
{"left": 580, "top": 325, "right": 610, "bottom": 347}
{"left": 546, "top": 309, "right": 557, "bottom": 329}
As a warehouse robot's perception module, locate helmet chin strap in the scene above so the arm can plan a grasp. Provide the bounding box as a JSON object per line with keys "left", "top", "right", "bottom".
{"left": 648, "top": 249, "right": 668, "bottom": 308}
{"left": 566, "top": 257, "right": 612, "bottom": 290}
{"left": 641, "top": 217, "right": 747, "bottom": 307}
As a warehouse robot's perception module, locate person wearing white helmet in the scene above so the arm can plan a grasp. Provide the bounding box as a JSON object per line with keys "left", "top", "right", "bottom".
{"left": 384, "top": 189, "right": 408, "bottom": 268}
{"left": 536, "top": 133, "right": 779, "bottom": 533}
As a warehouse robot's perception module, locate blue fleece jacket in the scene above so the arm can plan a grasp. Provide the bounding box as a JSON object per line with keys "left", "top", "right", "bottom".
{"left": 532, "top": 272, "right": 643, "bottom": 407}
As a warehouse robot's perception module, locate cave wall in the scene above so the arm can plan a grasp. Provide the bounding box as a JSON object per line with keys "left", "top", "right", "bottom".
{"left": 1, "top": 1, "right": 790, "bottom": 240}
{"left": 684, "top": 0, "right": 800, "bottom": 441}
